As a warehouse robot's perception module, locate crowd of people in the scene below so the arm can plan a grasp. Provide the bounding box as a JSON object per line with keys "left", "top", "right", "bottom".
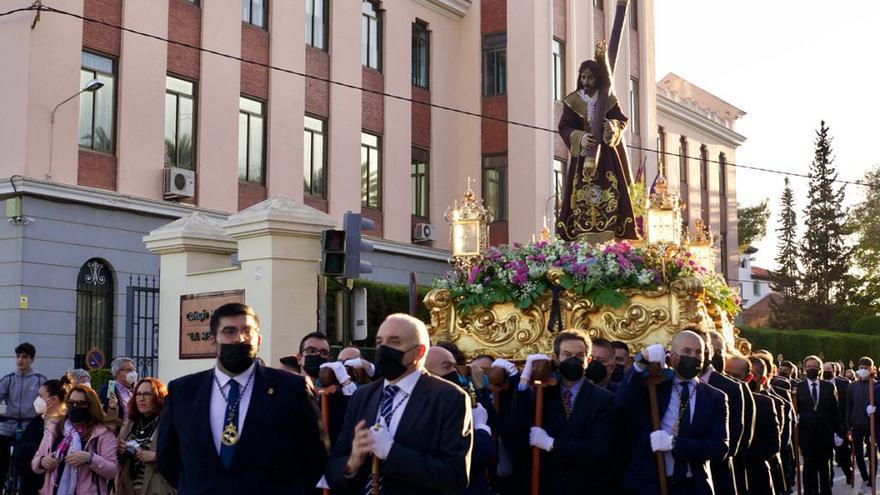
{"left": 1, "top": 303, "right": 879, "bottom": 494}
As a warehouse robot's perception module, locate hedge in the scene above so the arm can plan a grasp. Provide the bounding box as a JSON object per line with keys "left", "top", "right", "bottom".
{"left": 853, "top": 315, "right": 880, "bottom": 335}
{"left": 88, "top": 368, "right": 112, "bottom": 392}
{"left": 739, "top": 327, "right": 880, "bottom": 364}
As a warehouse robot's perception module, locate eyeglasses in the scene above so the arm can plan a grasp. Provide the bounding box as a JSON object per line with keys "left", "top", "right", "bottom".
{"left": 67, "top": 400, "right": 87, "bottom": 408}
{"left": 302, "top": 347, "right": 330, "bottom": 358}
{"left": 219, "top": 326, "right": 257, "bottom": 339}
{"left": 135, "top": 392, "right": 154, "bottom": 399}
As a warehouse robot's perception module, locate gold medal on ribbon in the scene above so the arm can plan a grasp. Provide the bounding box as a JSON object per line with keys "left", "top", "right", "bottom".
{"left": 222, "top": 422, "right": 239, "bottom": 446}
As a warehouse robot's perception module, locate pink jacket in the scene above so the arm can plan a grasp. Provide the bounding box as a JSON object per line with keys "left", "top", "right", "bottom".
{"left": 31, "top": 421, "right": 119, "bottom": 495}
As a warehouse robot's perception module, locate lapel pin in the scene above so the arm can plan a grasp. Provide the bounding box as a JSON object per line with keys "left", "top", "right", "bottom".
{"left": 268, "top": 387, "right": 274, "bottom": 395}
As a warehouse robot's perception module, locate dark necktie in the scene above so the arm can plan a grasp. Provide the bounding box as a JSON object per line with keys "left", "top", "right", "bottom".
{"left": 812, "top": 382, "right": 818, "bottom": 404}
{"left": 673, "top": 382, "right": 691, "bottom": 482}
{"left": 562, "top": 389, "right": 573, "bottom": 418}
{"left": 219, "top": 379, "right": 240, "bottom": 469}
{"left": 366, "top": 385, "right": 401, "bottom": 495}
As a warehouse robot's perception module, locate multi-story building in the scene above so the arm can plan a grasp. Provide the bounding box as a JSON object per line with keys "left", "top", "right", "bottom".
{"left": 656, "top": 73, "right": 745, "bottom": 281}
{"left": 0, "top": 0, "right": 677, "bottom": 376}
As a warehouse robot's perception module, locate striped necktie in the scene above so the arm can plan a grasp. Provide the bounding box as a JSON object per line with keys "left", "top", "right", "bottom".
{"left": 365, "top": 385, "right": 400, "bottom": 495}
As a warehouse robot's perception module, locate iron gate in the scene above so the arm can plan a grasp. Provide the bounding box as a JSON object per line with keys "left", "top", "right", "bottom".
{"left": 126, "top": 274, "right": 159, "bottom": 378}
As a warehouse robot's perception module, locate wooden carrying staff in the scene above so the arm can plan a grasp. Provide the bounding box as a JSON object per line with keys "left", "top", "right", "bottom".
{"left": 644, "top": 362, "right": 669, "bottom": 495}
{"left": 790, "top": 388, "right": 802, "bottom": 495}
{"left": 317, "top": 368, "right": 340, "bottom": 495}
{"left": 871, "top": 374, "right": 877, "bottom": 495}
{"left": 530, "top": 360, "right": 556, "bottom": 495}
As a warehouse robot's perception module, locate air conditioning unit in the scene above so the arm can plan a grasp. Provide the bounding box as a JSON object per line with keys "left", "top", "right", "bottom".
{"left": 413, "top": 223, "right": 437, "bottom": 242}
{"left": 163, "top": 167, "right": 195, "bottom": 200}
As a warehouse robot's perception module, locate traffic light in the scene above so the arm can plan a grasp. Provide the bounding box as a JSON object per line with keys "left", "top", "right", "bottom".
{"left": 320, "top": 229, "right": 346, "bottom": 277}
{"left": 343, "top": 211, "right": 374, "bottom": 279}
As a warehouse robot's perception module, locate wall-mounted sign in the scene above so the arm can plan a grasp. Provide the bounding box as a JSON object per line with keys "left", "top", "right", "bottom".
{"left": 179, "top": 290, "right": 245, "bottom": 359}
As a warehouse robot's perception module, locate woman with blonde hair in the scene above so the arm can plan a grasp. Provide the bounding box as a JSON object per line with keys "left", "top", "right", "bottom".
{"left": 31, "top": 384, "right": 120, "bottom": 495}
{"left": 115, "top": 377, "right": 175, "bottom": 495}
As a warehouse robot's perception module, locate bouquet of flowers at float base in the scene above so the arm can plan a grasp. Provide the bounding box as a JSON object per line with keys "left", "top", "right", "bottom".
{"left": 434, "top": 239, "right": 742, "bottom": 317}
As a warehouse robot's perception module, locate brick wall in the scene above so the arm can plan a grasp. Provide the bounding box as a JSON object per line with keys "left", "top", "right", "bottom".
{"left": 481, "top": 0, "right": 506, "bottom": 33}
{"left": 481, "top": 0, "right": 508, "bottom": 245}
{"left": 411, "top": 86, "right": 431, "bottom": 149}
{"left": 363, "top": 207, "right": 384, "bottom": 237}
{"left": 481, "top": 97, "right": 507, "bottom": 154}
{"left": 78, "top": 150, "right": 117, "bottom": 191}
{"left": 167, "top": 0, "right": 201, "bottom": 79}
{"left": 238, "top": 180, "right": 267, "bottom": 210}
{"left": 362, "top": 68, "right": 384, "bottom": 134}
{"left": 304, "top": 195, "right": 329, "bottom": 213}
{"left": 241, "top": 23, "right": 269, "bottom": 99}
{"left": 553, "top": 0, "right": 566, "bottom": 40}
{"left": 489, "top": 221, "right": 509, "bottom": 246}
{"left": 83, "top": 0, "right": 121, "bottom": 57}
{"left": 305, "top": 48, "right": 330, "bottom": 117}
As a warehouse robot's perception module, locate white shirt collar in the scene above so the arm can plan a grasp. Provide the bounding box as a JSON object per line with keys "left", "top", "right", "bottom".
{"left": 807, "top": 377, "right": 821, "bottom": 388}
{"left": 384, "top": 369, "right": 422, "bottom": 396}
{"left": 214, "top": 362, "right": 256, "bottom": 388}
{"left": 699, "top": 366, "right": 714, "bottom": 383}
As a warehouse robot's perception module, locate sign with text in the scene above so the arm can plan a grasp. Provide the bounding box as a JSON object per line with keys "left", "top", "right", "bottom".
{"left": 179, "top": 290, "right": 245, "bottom": 359}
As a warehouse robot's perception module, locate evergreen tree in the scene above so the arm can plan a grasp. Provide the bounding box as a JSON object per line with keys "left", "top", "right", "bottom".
{"left": 769, "top": 177, "right": 802, "bottom": 328}
{"left": 848, "top": 164, "right": 880, "bottom": 309}
{"left": 799, "top": 121, "right": 850, "bottom": 328}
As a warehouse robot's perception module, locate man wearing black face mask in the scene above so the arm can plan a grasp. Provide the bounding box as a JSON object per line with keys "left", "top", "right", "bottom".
{"left": 325, "top": 314, "right": 472, "bottom": 495}
{"left": 739, "top": 356, "right": 781, "bottom": 495}
{"left": 511, "top": 330, "right": 614, "bottom": 493}
{"left": 796, "top": 355, "right": 844, "bottom": 495}
{"left": 297, "top": 331, "right": 332, "bottom": 382}
{"left": 588, "top": 338, "right": 616, "bottom": 391}
{"left": 615, "top": 330, "right": 729, "bottom": 495}
{"left": 157, "top": 303, "right": 327, "bottom": 494}
{"left": 610, "top": 340, "right": 631, "bottom": 384}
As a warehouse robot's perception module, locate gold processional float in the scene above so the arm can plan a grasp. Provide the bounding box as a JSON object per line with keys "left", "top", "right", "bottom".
{"left": 424, "top": 175, "right": 747, "bottom": 360}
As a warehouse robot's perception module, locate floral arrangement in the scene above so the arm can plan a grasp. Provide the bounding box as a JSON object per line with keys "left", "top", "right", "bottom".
{"left": 433, "top": 239, "right": 742, "bottom": 316}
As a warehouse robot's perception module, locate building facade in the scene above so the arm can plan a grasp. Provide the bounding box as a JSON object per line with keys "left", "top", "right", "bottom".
{"left": 656, "top": 73, "right": 745, "bottom": 282}
{"left": 2, "top": 0, "right": 720, "bottom": 376}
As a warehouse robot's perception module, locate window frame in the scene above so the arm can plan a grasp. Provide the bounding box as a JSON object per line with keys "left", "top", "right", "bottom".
{"left": 412, "top": 20, "right": 430, "bottom": 88}
{"left": 79, "top": 51, "right": 117, "bottom": 154}
{"left": 629, "top": 77, "right": 640, "bottom": 135}
{"left": 594, "top": 0, "right": 603, "bottom": 10}
{"left": 630, "top": 0, "right": 638, "bottom": 31}
{"left": 238, "top": 96, "right": 267, "bottom": 184}
{"left": 482, "top": 155, "right": 508, "bottom": 221}
{"left": 242, "top": 0, "right": 268, "bottom": 29}
{"left": 657, "top": 126, "right": 667, "bottom": 175}
{"left": 553, "top": 158, "right": 567, "bottom": 211}
{"left": 361, "top": 131, "right": 382, "bottom": 209}
{"left": 164, "top": 75, "right": 197, "bottom": 170}
{"left": 303, "top": 114, "right": 327, "bottom": 198}
{"left": 699, "top": 145, "right": 708, "bottom": 191}
{"left": 719, "top": 152, "right": 728, "bottom": 197}
{"left": 678, "top": 136, "right": 688, "bottom": 185}
{"left": 362, "top": 1, "right": 382, "bottom": 71}
{"left": 305, "top": 0, "right": 328, "bottom": 50}
{"left": 482, "top": 32, "right": 507, "bottom": 97}
{"left": 552, "top": 39, "right": 565, "bottom": 101}
{"left": 411, "top": 147, "right": 430, "bottom": 219}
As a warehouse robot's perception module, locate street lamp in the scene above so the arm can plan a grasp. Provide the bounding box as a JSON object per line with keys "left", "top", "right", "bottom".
{"left": 645, "top": 173, "right": 682, "bottom": 245}
{"left": 48, "top": 78, "right": 104, "bottom": 179}
{"left": 444, "top": 177, "right": 492, "bottom": 273}
{"left": 687, "top": 218, "right": 717, "bottom": 273}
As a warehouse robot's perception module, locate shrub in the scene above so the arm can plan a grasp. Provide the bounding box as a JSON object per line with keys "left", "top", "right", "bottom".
{"left": 853, "top": 315, "right": 880, "bottom": 335}
{"left": 739, "top": 327, "right": 880, "bottom": 366}
{"left": 88, "top": 368, "right": 113, "bottom": 392}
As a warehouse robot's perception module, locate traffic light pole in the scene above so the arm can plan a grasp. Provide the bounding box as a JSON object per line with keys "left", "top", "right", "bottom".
{"left": 326, "top": 276, "right": 355, "bottom": 346}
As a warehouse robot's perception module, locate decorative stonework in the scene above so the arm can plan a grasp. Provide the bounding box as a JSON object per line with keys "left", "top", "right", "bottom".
{"left": 143, "top": 213, "right": 236, "bottom": 255}
{"left": 224, "top": 195, "right": 336, "bottom": 240}
{"left": 410, "top": 0, "right": 472, "bottom": 19}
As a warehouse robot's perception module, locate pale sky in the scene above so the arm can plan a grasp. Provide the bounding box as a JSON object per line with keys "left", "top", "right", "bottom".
{"left": 654, "top": 0, "right": 880, "bottom": 270}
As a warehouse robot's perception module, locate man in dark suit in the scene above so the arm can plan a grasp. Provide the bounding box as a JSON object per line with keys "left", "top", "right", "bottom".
{"left": 797, "top": 355, "right": 844, "bottom": 495}
{"left": 616, "top": 330, "right": 729, "bottom": 495}
{"left": 157, "top": 303, "right": 327, "bottom": 494}
{"left": 700, "top": 330, "right": 745, "bottom": 495}
{"left": 733, "top": 356, "right": 781, "bottom": 495}
{"left": 826, "top": 361, "right": 853, "bottom": 484}
{"left": 325, "top": 313, "right": 472, "bottom": 494}
{"left": 722, "top": 353, "right": 756, "bottom": 493}
{"left": 511, "top": 330, "right": 615, "bottom": 494}
{"left": 754, "top": 350, "right": 794, "bottom": 494}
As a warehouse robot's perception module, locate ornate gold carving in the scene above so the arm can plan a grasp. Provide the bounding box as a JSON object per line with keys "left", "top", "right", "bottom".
{"left": 601, "top": 304, "right": 668, "bottom": 341}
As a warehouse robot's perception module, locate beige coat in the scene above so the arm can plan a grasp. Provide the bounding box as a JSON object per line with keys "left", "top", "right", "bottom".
{"left": 114, "top": 419, "right": 175, "bottom": 495}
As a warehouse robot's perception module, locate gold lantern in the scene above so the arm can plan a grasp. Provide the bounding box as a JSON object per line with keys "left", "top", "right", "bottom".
{"left": 645, "top": 174, "right": 682, "bottom": 246}
{"left": 687, "top": 218, "right": 717, "bottom": 273}
{"left": 444, "top": 178, "right": 493, "bottom": 272}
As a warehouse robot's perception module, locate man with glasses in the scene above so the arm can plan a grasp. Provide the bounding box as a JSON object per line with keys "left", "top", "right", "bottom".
{"left": 157, "top": 303, "right": 327, "bottom": 493}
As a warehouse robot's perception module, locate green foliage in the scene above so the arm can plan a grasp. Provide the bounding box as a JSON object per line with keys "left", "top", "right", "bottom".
{"left": 737, "top": 199, "right": 770, "bottom": 252}
{"left": 770, "top": 178, "right": 803, "bottom": 329}
{"left": 740, "top": 326, "right": 880, "bottom": 364}
{"left": 852, "top": 315, "right": 880, "bottom": 336}
{"left": 88, "top": 368, "right": 112, "bottom": 392}
{"left": 326, "top": 280, "right": 431, "bottom": 346}
{"left": 848, "top": 164, "right": 880, "bottom": 309}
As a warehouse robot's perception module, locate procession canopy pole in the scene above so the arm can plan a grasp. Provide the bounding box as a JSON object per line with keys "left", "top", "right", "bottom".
{"left": 870, "top": 373, "right": 877, "bottom": 495}
{"left": 644, "top": 362, "right": 669, "bottom": 495}
{"left": 317, "top": 368, "right": 339, "bottom": 495}
{"left": 530, "top": 360, "right": 556, "bottom": 495}
{"left": 791, "top": 387, "right": 803, "bottom": 495}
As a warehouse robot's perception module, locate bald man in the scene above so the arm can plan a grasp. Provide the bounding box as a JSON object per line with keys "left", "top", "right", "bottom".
{"left": 337, "top": 346, "right": 375, "bottom": 384}
{"left": 616, "top": 330, "right": 729, "bottom": 495}
{"left": 325, "top": 314, "right": 473, "bottom": 495}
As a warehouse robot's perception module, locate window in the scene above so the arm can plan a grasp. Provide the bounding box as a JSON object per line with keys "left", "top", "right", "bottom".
{"left": 753, "top": 281, "right": 760, "bottom": 295}
{"left": 79, "top": 52, "right": 116, "bottom": 153}
{"left": 553, "top": 158, "right": 567, "bottom": 210}
{"left": 678, "top": 136, "right": 688, "bottom": 184}
{"left": 482, "top": 155, "right": 507, "bottom": 221}
{"left": 362, "top": 1, "right": 381, "bottom": 70}
{"left": 630, "top": 0, "right": 638, "bottom": 31}
{"left": 552, "top": 39, "right": 565, "bottom": 101}
{"left": 482, "top": 33, "right": 506, "bottom": 97}
{"left": 361, "top": 132, "right": 382, "bottom": 208}
{"left": 238, "top": 97, "right": 265, "bottom": 184}
{"left": 165, "top": 76, "right": 196, "bottom": 170}
{"left": 719, "top": 152, "right": 727, "bottom": 196}
{"left": 657, "top": 126, "right": 667, "bottom": 174}
{"left": 594, "top": 0, "right": 603, "bottom": 10}
{"left": 699, "top": 145, "right": 708, "bottom": 190}
{"left": 305, "top": 0, "right": 327, "bottom": 49}
{"left": 74, "top": 259, "right": 114, "bottom": 370}
{"left": 629, "top": 77, "right": 640, "bottom": 135}
{"left": 242, "top": 0, "right": 267, "bottom": 28}
{"left": 304, "top": 115, "right": 326, "bottom": 197}
{"left": 411, "top": 148, "right": 429, "bottom": 218}
{"left": 412, "top": 21, "right": 430, "bottom": 88}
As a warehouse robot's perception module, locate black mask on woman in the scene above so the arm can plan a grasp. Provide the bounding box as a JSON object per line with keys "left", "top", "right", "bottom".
{"left": 69, "top": 406, "right": 90, "bottom": 424}
{"left": 219, "top": 343, "right": 257, "bottom": 375}
{"left": 806, "top": 368, "right": 820, "bottom": 380}
{"left": 303, "top": 355, "right": 328, "bottom": 378}
{"left": 610, "top": 364, "right": 625, "bottom": 383}
{"left": 676, "top": 355, "right": 702, "bottom": 380}
{"left": 375, "top": 345, "right": 416, "bottom": 381}
{"left": 822, "top": 370, "right": 834, "bottom": 380}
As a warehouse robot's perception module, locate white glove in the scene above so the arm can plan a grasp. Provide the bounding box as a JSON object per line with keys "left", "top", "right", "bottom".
{"left": 834, "top": 434, "right": 844, "bottom": 447}
{"left": 645, "top": 344, "right": 666, "bottom": 364}
{"left": 472, "top": 403, "right": 491, "bottom": 435}
{"left": 320, "top": 361, "right": 351, "bottom": 385}
{"left": 492, "top": 358, "right": 519, "bottom": 377}
{"left": 371, "top": 426, "right": 394, "bottom": 460}
{"left": 868, "top": 405, "right": 877, "bottom": 416}
{"left": 344, "top": 358, "right": 375, "bottom": 377}
{"left": 529, "top": 427, "right": 554, "bottom": 452}
{"left": 650, "top": 430, "right": 674, "bottom": 452}
{"left": 795, "top": 414, "right": 800, "bottom": 425}
{"left": 521, "top": 354, "right": 551, "bottom": 383}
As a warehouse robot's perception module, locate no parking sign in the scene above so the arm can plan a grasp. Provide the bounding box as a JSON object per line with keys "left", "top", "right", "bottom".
{"left": 85, "top": 347, "right": 105, "bottom": 370}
